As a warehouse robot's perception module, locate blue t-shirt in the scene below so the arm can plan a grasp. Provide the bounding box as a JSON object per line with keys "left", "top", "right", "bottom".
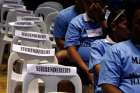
{"left": 89, "top": 39, "right": 113, "bottom": 69}
{"left": 98, "top": 40, "right": 140, "bottom": 93}
{"left": 65, "top": 13, "right": 103, "bottom": 65}
{"left": 53, "top": 5, "right": 78, "bottom": 38}
{"left": 89, "top": 38, "right": 114, "bottom": 93}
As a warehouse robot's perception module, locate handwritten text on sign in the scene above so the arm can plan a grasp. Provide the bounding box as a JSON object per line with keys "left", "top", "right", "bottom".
{"left": 12, "top": 44, "right": 55, "bottom": 56}
{"left": 15, "top": 30, "right": 49, "bottom": 40}
{"left": 27, "top": 64, "right": 77, "bottom": 76}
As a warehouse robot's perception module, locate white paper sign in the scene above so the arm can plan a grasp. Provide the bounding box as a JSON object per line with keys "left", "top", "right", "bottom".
{"left": 21, "top": 17, "right": 42, "bottom": 22}
{"left": 4, "top": 1, "right": 18, "bottom": 4}
{"left": 27, "top": 64, "right": 77, "bottom": 76}
{"left": 16, "top": 10, "right": 33, "bottom": 14}
{"left": 15, "top": 30, "right": 49, "bottom": 40}
{"left": 86, "top": 28, "right": 102, "bottom": 37}
{"left": 9, "top": 21, "right": 34, "bottom": 27}
{"left": 3, "top": 4, "right": 25, "bottom": 9}
{"left": 12, "top": 44, "right": 55, "bottom": 56}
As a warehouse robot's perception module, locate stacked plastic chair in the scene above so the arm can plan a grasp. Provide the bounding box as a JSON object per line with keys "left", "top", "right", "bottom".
{"left": 7, "top": 20, "right": 58, "bottom": 93}
{"left": 17, "top": 16, "right": 47, "bottom": 33}
{"left": 35, "top": 7, "right": 57, "bottom": 21}
{"left": 1, "top": 3, "right": 26, "bottom": 24}
{"left": 38, "top": 1, "right": 63, "bottom": 11}
{"left": 0, "top": 2, "right": 27, "bottom": 64}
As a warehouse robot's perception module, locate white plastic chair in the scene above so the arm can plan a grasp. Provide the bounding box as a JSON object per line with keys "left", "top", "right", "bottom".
{"left": 17, "top": 16, "right": 47, "bottom": 33}
{"left": 45, "top": 11, "right": 58, "bottom": 48}
{"left": 38, "top": 1, "right": 63, "bottom": 11}
{"left": 2, "top": 9, "right": 34, "bottom": 34}
{"left": 7, "top": 27, "right": 58, "bottom": 93}
{"left": 1, "top": 4, "right": 26, "bottom": 23}
{"left": 23, "top": 64, "right": 82, "bottom": 93}
{"left": 35, "top": 7, "right": 57, "bottom": 21}
{"left": 45, "top": 11, "right": 58, "bottom": 34}
{"left": 0, "top": 21, "right": 37, "bottom": 64}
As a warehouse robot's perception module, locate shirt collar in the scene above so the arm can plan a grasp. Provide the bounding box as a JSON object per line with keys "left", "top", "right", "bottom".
{"left": 83, "top": 13, "right": 91, "bottom": 22}
{"left": 104, "top": 35, "right": 116, "bottom": 44}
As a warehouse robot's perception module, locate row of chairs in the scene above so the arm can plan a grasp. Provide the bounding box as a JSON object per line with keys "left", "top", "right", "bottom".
{"left": 0, "top": 0, "right": 82, "bottom": 93}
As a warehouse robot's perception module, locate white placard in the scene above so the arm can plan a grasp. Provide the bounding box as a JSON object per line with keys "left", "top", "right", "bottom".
{"left": 3, "top": 4, "right": 25, "bottom": 9}
{"left": 9, "top": 21, "right": 34, "bottom": 27}
{"left": 4, "top": 1, "right": 18, "bottom": 4}
{"left": 21, "top": 16, "right": 43, "bottom": 22}
{"left": 16, "top": 10, "right": 33, "bottom": 14}
{"left": 86, "top": 28, "right": 102, "bottom": 37}
{"left": 12, "top": 44, "right": 55, "bottom": 56}
{"left": 27, "top": 64, "right": 77, "bottom": 76}
{"left": 15, "top": 30, "right": 49, "bottom": 40}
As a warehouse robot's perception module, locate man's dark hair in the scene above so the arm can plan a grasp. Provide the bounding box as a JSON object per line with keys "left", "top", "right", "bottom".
{"left": 105, "top": 9, "right": 126, "bottom": 36}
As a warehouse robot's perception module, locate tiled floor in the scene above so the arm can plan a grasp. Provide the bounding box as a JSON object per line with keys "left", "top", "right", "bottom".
{"left": 0, "top": 64, "right": 7, "bottom": 93}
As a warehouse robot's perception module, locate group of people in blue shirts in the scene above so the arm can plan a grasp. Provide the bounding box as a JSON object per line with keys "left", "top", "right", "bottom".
{"left": 53, "top": 0, "right": 140, "bottom": 93}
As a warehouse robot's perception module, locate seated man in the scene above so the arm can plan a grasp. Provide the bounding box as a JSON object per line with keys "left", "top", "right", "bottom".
{"left": 89, "top": 9, "right": 129, "bottom": 93}
{"left": 65, "top": 0, "right": 107, "bottom": 92}
{"left": 98, "top": 0, "right": 140, "bottom": 93}
{"left": 53, "top": 0, "right": 94, "bottom": 65}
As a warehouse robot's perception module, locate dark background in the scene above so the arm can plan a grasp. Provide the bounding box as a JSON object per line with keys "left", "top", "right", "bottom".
{"left": 23, "top": 0, "right": 75, "bottom": 10}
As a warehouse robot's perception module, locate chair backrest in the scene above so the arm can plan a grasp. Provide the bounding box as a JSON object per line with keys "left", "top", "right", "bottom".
{"left": 38, "top": 1, "right": 63, "bottom": 11}
{"left": 45, "top": 11, "right": 58, "bottom": 34}
{"left": 6, "top": 9, "right": 34, "bottom": 23}
{"left": 4, "top": 0, "right": 23, "bottom": 5}
{"left": 4, "top": 9, "right": 34, "bottom": 34}
{"left": 23, "top": 64, "right": 82, "bottom": 93}
{"left": 9, "top": 21, "right": 39, "bottom": 33}
{"left": 13, "top": 30, "right": 51, "bottom": 47}
{"left": 35, "top": 7, "right": 57, "bottom": 21}
{"left": 17, "top": 16, "right": 47, "bottom": 33}
{"left": 1, "top": 3, "right": 26, "bottom": 23}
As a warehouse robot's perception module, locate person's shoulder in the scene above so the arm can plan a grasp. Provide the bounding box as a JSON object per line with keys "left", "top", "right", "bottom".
{"left": 91, "top": 39, "right": 106, "bottom": 46}
{"left": 59, "top": 5, "right": 76, "bottom": 16}
{"left": 110, "top": 40, "right": 131, "bottom": 52}
{"left": 91, "top": 39, "right": 107, "bottom": 49}
{"left": 70, "top": 13, "right": 84, "bottom": 24}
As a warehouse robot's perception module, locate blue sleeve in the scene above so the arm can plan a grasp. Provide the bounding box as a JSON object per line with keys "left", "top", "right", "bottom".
{"left": 64, "top": 21, "right": 81, "bottom": 47}
{"left": 53, "top": 14, "right": 68, "bottom": 38}
{"left": 89, "top": 41, "right": 105, "bottom": 69}
{"left": 98, "top": 47, "right": 122, "bottom": 87}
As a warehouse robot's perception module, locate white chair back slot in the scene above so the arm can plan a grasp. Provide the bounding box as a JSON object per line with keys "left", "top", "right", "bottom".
{"left": 14, "top": 30, "right": 50, "bottom": 41}
{"left": 17, "top": 16, "right": 43, "bottom": 22}
{"left": 1, "top": 4, "right": 26, "bottom": 23}
{"left": 35, "top": 7, "right": 57, "bottom": 21}
{"left": 12, "top": 44, "right": 55, "bottom": 57}
{"left": 38, "top": 1, "right": 63, "bottom": 11}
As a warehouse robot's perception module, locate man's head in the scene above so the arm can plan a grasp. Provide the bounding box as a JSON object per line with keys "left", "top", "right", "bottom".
{"left": 75, "top": 0, "right": 103, "bottom": 14}
{"left": 106, "top": 10, "right": 129, "bottom": 42}
{"left": 86, "top": 0, "right": 106, "bottom": 21}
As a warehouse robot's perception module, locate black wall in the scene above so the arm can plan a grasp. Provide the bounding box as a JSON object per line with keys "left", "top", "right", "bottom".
{"left": 23, "top": 0, "right": 75, "bottom": 10}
